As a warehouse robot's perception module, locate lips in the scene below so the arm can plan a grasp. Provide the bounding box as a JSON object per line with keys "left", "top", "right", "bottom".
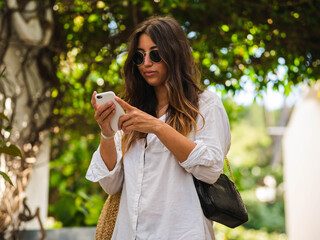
{"left": 144, "top": 71, "right": 156, "bottom": 77}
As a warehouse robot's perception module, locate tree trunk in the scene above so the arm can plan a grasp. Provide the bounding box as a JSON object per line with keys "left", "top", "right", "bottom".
{"left": 0, "top": 0, "right": 55, "bottom": 235}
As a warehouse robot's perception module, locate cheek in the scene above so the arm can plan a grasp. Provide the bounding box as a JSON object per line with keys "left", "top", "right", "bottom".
{"left": 160, "top": 63, "right": 168, "bottom": 77}
{"left": 137, "top": 65, "right": 143, "bottom": 73}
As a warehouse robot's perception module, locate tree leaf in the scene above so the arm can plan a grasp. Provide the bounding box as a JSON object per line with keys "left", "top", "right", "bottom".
{"left": 0, "top": 144, "right": 22, "bottom": 158}
{"left": 0, "top": 171, "right": 14, "bottom": 186}
{"left": 5, "top": 126, "right": 12, "bottom": 132}
{"left": 0, "top": 112, "right": 9, "bottom": 121}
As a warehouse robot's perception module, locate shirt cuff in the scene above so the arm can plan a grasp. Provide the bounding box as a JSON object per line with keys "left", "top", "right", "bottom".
{"left": 179, "top": 140, "right": 214, "bottom": 171}
{"left": 85, "top": 145, "right": 122, "bottom": 182}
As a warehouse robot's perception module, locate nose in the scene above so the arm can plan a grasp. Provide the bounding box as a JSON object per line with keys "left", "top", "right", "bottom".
{"left": 143, "top": 52, "right": 153, "bottom": 66}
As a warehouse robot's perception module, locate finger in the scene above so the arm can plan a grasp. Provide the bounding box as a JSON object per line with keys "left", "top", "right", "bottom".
{"left": 118, "top": 114, "right": 131, "bottom": 130}
{"left": 101, "top": 104, "right": 116, "bottom": 122}
{"left": 118, "top": 115, "right": 132, "bottom": 133}
{"left": 123, "top": 125, "right": 135, "bottom": 134}
{"left": 96, "top": 107, "right": 115, "bottom": 130}
{"left": 121, "top": 118, "right": 135, "bottom": 132}
{"left": 115, "top": 96, "right": 135, "bottom": 112}
{"left": 102, "top": 109, "right": 116, "bottom": 129}
{"left": 96, "top": 101, "right": 114, "bottom": 118}
{"left": 121, "top": 118, "right": 137, "bottom": 134}
{"left": 100, "top": 109, "right": 116, "bottom": 134}
{"left": 91, "top": 91, "right": 99, "bottom": 110}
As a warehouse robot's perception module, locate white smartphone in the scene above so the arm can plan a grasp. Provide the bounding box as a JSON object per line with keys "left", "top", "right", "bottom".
{"left": 95, "top": 91, "right": 125, "bottom": 132}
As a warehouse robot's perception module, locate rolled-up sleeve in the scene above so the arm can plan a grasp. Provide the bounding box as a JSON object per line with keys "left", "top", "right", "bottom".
{"left": 179, "top": 91, "right": 231, "bottom": 184}
{"left": 85, "top": 131, "right": 124, "bottom": 195}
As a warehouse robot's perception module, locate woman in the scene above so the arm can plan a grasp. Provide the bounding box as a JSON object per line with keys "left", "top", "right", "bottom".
{"left": 86, "top": 16, "right": 231, "bottom": 240}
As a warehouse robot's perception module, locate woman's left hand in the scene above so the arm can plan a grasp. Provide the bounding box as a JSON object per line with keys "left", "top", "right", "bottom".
{"left": 115, "top": 97, "right": 162, "bottom": 134}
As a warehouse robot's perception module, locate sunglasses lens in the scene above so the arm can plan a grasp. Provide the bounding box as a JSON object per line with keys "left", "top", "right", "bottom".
{"left": 150, "top": 50, "right": 162, "bottom": 63}
{"left": 133, "top": 50, "right": 162, "bottom": 65}
{"left": 132, "top": 52, "right": 144, "bottom": 65}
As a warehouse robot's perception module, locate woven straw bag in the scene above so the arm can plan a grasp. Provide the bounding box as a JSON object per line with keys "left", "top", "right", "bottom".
{"left": 95, "top": 191, "right": 122, "bottom": 240}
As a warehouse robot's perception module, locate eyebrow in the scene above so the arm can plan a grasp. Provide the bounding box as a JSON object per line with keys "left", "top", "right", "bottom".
{"left": 136, "top": 46, "right": 158, "bottom": 52}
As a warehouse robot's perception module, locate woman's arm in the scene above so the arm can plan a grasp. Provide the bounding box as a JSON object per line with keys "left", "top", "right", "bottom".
{"left": 86, "top": 92, "right": 124, "bottom": 194}
{"left": 116, "top": 97, "right": 196, "bottom": 163}
{"left": 153, "top": 121, "right": 196, "bottom": 163}
{"left": 99, "top": 137, "right": 118, "bottom": 170}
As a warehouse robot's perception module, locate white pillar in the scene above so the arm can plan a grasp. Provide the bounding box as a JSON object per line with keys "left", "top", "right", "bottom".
{"left": 282, "top": 82, "right": 320, "bottom": 240}
{"left": 23, "top": 133, "right": 50, "bottom": 229}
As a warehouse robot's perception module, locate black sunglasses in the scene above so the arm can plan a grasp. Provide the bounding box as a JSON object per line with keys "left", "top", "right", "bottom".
{"left": 132, "top": 50, "right": 162, "bottom": 66}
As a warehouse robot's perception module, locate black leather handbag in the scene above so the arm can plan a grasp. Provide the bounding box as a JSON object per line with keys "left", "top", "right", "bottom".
{"left": 193, "top": 158, "right": 248, "bottom": 228}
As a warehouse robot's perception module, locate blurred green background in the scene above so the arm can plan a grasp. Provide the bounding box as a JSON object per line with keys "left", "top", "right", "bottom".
{"left": 2, "top": 0, "right": 320, "bottom": 239}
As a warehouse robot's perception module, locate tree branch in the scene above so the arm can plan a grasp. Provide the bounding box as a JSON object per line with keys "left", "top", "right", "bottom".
{"left": 242, "top": 0, "right": 314, "bottom": 8}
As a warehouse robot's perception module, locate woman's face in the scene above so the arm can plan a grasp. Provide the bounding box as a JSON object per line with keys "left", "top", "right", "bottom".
{"left": 136, "top": 34, "right": 168, "bottom": 89}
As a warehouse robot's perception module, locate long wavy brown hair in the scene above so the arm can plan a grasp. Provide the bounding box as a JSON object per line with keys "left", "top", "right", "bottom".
{"left": 121, "top": 16, "right": 204, "bottom": 153}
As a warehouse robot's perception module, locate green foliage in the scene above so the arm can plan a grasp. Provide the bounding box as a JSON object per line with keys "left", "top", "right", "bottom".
{"left": 221, "top": 96, "right": 245, "bottom": 128}
{"left": 49, "top": 189, "right": 105, "bottom": 226}
{"left": 0, "top": 112, "right": 21, "bottom": 186}
{"left": 0, "top": 171, "right": 13, "bottom": 186}
{"left": 214, "top": 224, "right": 287, "bottom": 240}
{"left": 226, "top": 102, "right": 286, "bottom": 233}
{"left": 237, "top": 165, "right": 286, "bottom": 233}
{"left": 53, "top": 0, "right": 320, "bottom": 97}
{"left": 227, "top": 102, "right": 272, "bottom": 168}
{"left": 244, "top": 195, "right": 285, "bottom": 232}
{"left": 0, "top": 143, "right": 22, "bottom": 158}
{"left": 49, "top": 134, "right": 106, "bottom": 226}
{"left": 0, "top": 112, "right": 9, "bottom": 121}
{"left": 52, "top": 192, "right": 77, "bottom": 224}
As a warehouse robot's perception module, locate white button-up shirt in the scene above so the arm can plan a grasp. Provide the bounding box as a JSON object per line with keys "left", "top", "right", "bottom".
{"left": 86, "top": 90, "right": 231, "bottom": 240}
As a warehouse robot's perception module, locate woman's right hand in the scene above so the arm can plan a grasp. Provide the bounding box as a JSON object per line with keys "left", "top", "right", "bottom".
{"left": 91, "top": 91, "right": 116, "bottom": 138}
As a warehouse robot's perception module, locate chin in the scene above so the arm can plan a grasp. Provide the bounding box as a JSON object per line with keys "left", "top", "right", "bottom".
{"left": 145, "top": 78, "right": 161, "bottom": 87}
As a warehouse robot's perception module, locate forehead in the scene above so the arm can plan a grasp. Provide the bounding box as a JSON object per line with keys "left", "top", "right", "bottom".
{"left": 137, "top": 33, "right": 157, "bottom": 51}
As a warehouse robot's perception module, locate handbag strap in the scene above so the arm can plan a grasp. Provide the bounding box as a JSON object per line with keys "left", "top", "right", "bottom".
{"left": 222, "top": 157, "right": 235, "bottom": 183}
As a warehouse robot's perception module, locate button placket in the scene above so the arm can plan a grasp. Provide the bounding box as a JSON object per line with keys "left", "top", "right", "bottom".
{"left": 132, "top": 140, "right": 146, "bottom": 237}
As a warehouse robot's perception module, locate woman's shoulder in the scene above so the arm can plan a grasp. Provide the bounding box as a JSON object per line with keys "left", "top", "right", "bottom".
{"left": 199, "top": 89, "right": 223, "bottom": 109}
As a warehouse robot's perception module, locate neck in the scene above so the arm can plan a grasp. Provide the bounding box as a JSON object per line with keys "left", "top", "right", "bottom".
{"left": 155, "top": 85, "right": 168, "bottom": 108}
{"left": 154, "top": 85, "right": 169, "bottom": 118}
